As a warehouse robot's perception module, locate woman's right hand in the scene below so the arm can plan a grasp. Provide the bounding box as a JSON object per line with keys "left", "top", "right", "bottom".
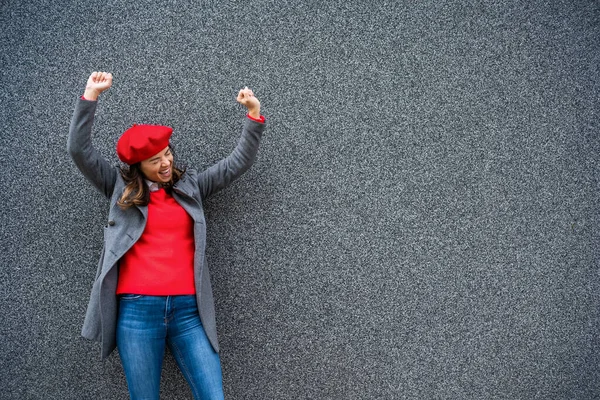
{"left": 83, "top": 71, "right": 113, "bottom": 101}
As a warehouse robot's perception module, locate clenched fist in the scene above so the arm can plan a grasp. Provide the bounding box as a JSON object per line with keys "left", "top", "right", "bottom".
{"left": 84, "top": 71, "right": 113, "bottom": 101}
{"left": 236, "top": 87, "right": 261, "bottom": 119}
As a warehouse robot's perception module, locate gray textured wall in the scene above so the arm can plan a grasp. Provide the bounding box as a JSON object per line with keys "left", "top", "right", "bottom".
{"left": 1, "top": 0, "right": 599, "bottom": 399}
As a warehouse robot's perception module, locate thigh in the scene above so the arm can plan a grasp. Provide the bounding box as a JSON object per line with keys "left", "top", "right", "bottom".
{"left": 167, "top": 296, "right": 224, "bottom": 400}
{"left": 116, "top": 294, "right": 167, "bottom": 400}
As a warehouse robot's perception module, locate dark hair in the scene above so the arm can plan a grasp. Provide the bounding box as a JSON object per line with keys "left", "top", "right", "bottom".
{"left": 117, "top": 145, "right": 186, "bottom": 210}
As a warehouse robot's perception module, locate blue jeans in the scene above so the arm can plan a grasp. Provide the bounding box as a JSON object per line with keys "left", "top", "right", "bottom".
{"left": 116, "top": 295, "right": 224, "bottom": 400}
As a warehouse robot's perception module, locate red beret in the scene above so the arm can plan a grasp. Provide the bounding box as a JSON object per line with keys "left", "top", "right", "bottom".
{"left": 116, "top": 124, "right": 173, "bottom": 165}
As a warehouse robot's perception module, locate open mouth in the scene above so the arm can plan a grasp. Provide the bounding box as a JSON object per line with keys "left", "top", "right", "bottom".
{"left": 159, "top": 168, "right": 171, "bottom": 179}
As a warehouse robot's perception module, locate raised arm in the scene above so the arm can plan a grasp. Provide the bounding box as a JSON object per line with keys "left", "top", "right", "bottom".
{"left": 67, "top": 72, "right": 118, "bottom": 199}
{"left": 197, "top": 87, "right": 266, "bottom": 199}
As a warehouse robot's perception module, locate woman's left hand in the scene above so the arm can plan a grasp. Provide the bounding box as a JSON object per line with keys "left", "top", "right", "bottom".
{"left": 237, "top": 87, "right": 261, "bottom": 119}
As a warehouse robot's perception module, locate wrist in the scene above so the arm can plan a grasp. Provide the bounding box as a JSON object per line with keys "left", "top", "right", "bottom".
{"left": 83, "top": 88, "right": 100, "bottom": 101}
{"left": 247, "top": 107, "right": 260, "bottom": 119}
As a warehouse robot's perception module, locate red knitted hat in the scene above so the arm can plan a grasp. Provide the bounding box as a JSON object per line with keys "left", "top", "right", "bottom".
{"left": 116, "top": 124, "right": 173, "bottom": 165}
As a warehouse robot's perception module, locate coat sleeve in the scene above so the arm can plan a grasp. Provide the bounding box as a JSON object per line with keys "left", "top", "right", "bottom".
{"left": 67, "top": 98, "right": 118, "bottom": 199}
{"left": 197, "top": 117, "right": 265, "bottom": 200}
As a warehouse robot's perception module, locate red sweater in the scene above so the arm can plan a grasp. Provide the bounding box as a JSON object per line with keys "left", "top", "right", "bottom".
{"left": 116, "top": 188, "right": 196, "bottom": 295}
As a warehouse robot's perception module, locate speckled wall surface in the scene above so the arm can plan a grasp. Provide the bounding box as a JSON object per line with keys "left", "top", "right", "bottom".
{"left": 1, "top": 0, "right": 599, "bottom": 398}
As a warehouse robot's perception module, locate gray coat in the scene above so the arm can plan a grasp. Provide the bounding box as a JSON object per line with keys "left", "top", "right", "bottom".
{"left": 67, "top": 98, "right": 265, "bottom": 359}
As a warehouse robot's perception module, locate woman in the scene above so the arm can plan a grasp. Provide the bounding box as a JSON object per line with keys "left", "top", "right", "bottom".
{"left": 68, "top": 71, "right": 266, "bottom": 399}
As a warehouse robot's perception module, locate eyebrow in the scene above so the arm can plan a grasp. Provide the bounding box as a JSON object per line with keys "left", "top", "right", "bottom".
{"left": 149, "top": 149, "right": 170, "bottom": 162}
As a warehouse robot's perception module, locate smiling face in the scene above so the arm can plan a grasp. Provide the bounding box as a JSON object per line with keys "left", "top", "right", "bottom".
{"left": 139, "top": 146, "right": 173, "bottom": 183}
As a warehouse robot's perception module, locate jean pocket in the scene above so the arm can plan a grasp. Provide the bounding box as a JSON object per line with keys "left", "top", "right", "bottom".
{"left": 119, "top": 294, "right": 143, "bottom": 301}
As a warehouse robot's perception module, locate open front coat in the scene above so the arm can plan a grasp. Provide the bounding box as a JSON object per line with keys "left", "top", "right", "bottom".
{"left": 67, "top": 98, "right": 265, "bottom": 359}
